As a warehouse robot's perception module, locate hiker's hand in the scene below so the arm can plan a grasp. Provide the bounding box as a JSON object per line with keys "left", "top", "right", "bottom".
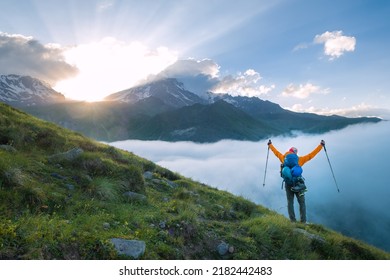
{"left": 321, "top": 140, "right": 325, "bottom": 146}
{"left": 267, "top": 139, "right": 272, "bottom": 146}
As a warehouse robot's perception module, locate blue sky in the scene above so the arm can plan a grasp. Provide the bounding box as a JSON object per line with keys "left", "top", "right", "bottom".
{"left": 1, "top": 0, "right": 389, "bottom": 118}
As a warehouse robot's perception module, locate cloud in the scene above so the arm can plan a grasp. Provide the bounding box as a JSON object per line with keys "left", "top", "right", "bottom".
{"left": 314, "top": 30, "right": 356, "bottom": 60}
{"left": 211, "top": 69, "right": 275, "bottom": 97}
{"left": 150, "top": 59, "right": 275, "bottom": 98}
{"left": 97, "top": 0, "right": 115, "bottom": 12}
{"left": 0, "top": 32, "right": 78, "bottom": 85}
{"left": 289, "top": 102, "right": 390, "bottom": 119}
{"left": 146, "top": 58, "right": 221, "bottom": 98}
{"left": 156, "top": 58, "right": 220, "bottom": 79}
{"left": 281, "top": 83, "right": 328, "bottom": 99}
{"left": 293, "top": 43, "right": 309, "bottom": 52}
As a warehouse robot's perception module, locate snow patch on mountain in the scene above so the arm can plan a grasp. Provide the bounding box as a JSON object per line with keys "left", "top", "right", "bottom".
{"left": 0, "top": 74, "right": 65, "bottom": 106}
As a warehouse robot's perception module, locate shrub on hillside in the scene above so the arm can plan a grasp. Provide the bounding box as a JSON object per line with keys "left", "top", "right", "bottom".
{"left": 85, "top": 177, "right": 120, "bottom": 201}
{"left": 35, "top": 128, "right": 66, "bottom": 152}
{"left": 0, "top": 166, "right": 24, "bottom": 189}
{"left": 120, "top": 165, "right": 145, "bottom": 194}
{"left": 74, "top": 153, "right": 113, "bottom": 177}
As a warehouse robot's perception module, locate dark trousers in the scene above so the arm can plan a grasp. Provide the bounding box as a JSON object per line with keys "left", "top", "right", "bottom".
{"left": 285, "top": 184, "right": 306, "bottom": 223}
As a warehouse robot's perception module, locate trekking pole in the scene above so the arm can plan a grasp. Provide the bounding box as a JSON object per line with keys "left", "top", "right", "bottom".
{"left": 262, "top": 142, "right": 270, "bottom": 187}
{"left": 322, "top": 142, "right": 340, "bottom": 193}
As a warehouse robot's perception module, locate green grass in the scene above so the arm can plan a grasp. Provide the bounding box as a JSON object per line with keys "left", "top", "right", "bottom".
{"left": 0, "top": 102, "right": 389, "bottom": 260}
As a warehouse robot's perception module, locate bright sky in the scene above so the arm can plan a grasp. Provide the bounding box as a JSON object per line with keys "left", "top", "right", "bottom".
{"left": 0, "top": 0, "right": 389, "bottom": 117}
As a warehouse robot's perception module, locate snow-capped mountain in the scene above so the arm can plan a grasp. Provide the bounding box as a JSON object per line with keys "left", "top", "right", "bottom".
{"left": 0, "top": 74, "right": 65, "bottom": 107}
{"left": 106, "top": 77, "right": 285, "bottom": 118}
{"left": 105, "top": 78, "right": 206, "bottom": 108}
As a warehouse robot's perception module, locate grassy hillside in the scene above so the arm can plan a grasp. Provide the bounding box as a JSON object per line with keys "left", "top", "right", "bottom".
{"left": 0, "top": 102, "right": 389, "bottom": 260}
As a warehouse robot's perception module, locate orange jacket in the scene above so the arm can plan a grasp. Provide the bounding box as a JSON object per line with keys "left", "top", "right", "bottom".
{"left": 269, "top": 143, "right": 323, "bottom": 166}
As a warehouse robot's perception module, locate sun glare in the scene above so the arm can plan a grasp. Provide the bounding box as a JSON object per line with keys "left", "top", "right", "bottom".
{"left": 54, "top": 38, "right": 178, "bottom": 102}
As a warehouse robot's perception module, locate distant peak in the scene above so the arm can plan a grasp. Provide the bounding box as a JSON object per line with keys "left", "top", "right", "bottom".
{"left": 0, "top": 74, "right": 65, "bottom": 107}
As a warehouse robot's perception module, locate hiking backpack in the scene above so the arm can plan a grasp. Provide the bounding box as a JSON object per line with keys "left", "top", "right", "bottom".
{"left": 280, "top": 153, "right": 307, "bottom": 194}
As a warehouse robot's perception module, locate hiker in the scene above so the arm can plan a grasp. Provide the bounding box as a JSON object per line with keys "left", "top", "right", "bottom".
{"left": 267, "top": 139, "right": 325, "bottom": 223}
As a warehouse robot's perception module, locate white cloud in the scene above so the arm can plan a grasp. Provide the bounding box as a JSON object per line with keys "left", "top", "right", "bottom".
{"left": 281, "top": 83, "right": 327, "bottom": 99}
{"left": 293, "top": 43, "right": 309, "bottom": 52}
{"left": 156, "top": 58, "right": 220, "bottom": 79}
{"left": 150, "top": 60, "right": 275, "bottom": 98}
{"left": 211, "top": 69, "right": 275, "bottom": 97}
{"left": 97, "top": 0, "right": 115, "bottom": 12}
{"left": 0, "top": 32, "right": 78, "bottom": 85}
{"left": 145, "top": 58, "right": 221, "bottom": 98}
{"left": 288, "top": 102, "right": 390, "bottom": 119}
{"left": 314, "top": 30, "right": 356, "bottom": 60}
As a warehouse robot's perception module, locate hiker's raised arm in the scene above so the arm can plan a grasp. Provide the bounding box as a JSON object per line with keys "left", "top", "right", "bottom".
{"left": 298, "top": 141, "right": 324, "bottom": 166}
{"left": 268, "top": 141, "right": 284, "bottom": 163}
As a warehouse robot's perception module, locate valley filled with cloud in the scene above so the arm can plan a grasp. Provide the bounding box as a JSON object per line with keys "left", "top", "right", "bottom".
{"left": 110, "top": 121, "right": 390, "bottom": 252}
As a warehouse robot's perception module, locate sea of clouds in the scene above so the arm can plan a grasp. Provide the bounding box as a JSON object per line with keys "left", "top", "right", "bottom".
{"left": 109, "top": 121, "right": 390, "bottom": 252}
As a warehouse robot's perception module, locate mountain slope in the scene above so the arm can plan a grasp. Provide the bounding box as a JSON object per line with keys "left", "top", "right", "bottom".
{"left": 209, "top": 93, "right": 381, "bottom": 134}
{"left": 131, "top": 100, "right": 281, "bottom": 142}
{"left": 0, "top": 74, "right": 66, "bottom": 106}
{"left": 22, "top": 98, "right": 175, "bottom": 141}
{"left": 0, "top": 102, "right": 389, "bottom": 259}
{"left": 105, "top": 78, "right": 206, "bottom": 108}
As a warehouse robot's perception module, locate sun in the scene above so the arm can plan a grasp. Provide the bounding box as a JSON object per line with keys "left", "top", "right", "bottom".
{"left": 54, "top": 38, "right": 178, "bottom": 102}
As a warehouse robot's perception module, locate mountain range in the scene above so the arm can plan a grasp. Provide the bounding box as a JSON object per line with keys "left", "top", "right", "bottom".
{"left": 0, "top": 74, "right": 381, "bottom": 142}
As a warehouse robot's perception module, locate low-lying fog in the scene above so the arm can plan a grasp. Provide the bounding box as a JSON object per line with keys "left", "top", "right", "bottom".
{"left": 110, "top": 121, "right": 390, "bottom": 252}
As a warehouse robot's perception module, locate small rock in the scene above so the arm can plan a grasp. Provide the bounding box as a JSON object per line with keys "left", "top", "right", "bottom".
{"left": 110, "top": 238, "right": 146, "bottom": 259}
{"left": 293, "top": 228, "right": 326, "bottom": 243}
{"left": 48, "top": 147, "right": 84, "bottom": 163}
{"left": 143, "top": 171, "right": 154, "bottom": 180}
{"left": 217, "top": 242, "right": 229, "bottom": 256}
{"left": 51, "top": 173, "right": 66, "bottom": 180}
{"left": 165, "top": 180, "right": 178, "bottom": 188}
{"left": 159, "top": 221, "right": 166, "bottom": 229}
{"left": 103, "top": 222, "right": 110, "bottom": 230}
{"left": 65, "top": 184, "right": 75, "bottom": 190}
{"left": 123, "top": 191, "right": 147, "bottom": 201}
{"left": 0, "top": 145, "right": 17, "bottom": 153}
{"left": 152, "top": 179, "right": 162, "bottom": 184}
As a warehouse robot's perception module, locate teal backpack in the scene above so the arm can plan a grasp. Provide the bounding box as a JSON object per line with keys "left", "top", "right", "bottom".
{"left": 280, "top": 153, "right": 307, "bottom": 194}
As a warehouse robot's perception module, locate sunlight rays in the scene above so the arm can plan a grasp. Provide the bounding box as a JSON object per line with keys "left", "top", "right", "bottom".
{"left": 54, "top": 38, "right": 178, "bottom": 101}
{"left": 41, "top": 0, "right": 276, "bottom": 101}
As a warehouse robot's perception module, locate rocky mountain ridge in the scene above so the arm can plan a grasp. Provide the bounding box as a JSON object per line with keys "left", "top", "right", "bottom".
{"left": 0, "top": 74, "right": 65, "bottom": 106}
